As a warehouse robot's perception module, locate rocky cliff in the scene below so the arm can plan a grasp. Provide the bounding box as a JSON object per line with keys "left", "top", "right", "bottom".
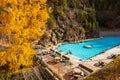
{"left": 38, "top": 0, "right": 99, "bottom": 47}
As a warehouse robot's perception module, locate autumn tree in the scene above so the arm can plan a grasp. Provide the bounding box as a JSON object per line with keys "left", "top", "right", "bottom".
{"left": 0, "top": 0, "right": 51, "bottom": 71}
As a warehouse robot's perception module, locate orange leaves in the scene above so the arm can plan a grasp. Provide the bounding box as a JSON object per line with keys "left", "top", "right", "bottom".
{"left": 0, "top": 0, "right": 50, "bottom": 71}
{"left": 0, "top": 43, "right": 35, "bottom": 70}
{"left": 0, "top": 52, "right": 7, "bottom": 66}
{"left": 0, "top": 0, "right": 50, "bottom": 40}
{"left": 40, "top": 0, "right": 47, "bottom": 4}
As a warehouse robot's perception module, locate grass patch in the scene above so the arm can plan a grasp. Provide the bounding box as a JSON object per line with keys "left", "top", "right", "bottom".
{"left": 84, "top": 56, "right": 120, "bottom": 80}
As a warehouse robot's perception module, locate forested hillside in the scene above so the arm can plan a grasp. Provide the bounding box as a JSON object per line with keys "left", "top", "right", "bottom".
{"left": 90, "top": 0, "right": 120, "bottom": 29}
{"left": 39, "top": 0, "right": 99, "bottom": 48}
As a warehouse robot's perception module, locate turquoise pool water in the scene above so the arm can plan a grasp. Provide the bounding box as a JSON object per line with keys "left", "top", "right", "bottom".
{"left": 56, "top": 37, "right": 120, "bottom": 60}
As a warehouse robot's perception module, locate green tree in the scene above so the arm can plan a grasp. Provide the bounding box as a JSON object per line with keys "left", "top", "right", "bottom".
{"left": 47, "top": 13, "right": 56, "bottom": 29}
{"left": 89, "top": 22, "right": 92, "bottom": 30}
{"left": 80, "top": 27, "right": 85, "bottom": 33}
{"left": 85, "top": 19, "right": 89, "bottom": 29}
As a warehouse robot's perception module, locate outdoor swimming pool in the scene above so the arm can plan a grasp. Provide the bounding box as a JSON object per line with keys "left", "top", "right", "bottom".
{"left": 56, "top": 37, "right": 120, "bottom": 60}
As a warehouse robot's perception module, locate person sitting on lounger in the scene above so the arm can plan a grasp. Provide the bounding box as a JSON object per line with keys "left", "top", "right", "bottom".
{"left": 107, "top": 54, "right": 117, "bottom": 59}
{"left": 94, "top": 61, "right": 106, "bottom": 67}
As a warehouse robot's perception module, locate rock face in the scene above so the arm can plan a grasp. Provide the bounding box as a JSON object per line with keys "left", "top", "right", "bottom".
{"left": 38, "top": 0, "right": 99, "bottom": 47}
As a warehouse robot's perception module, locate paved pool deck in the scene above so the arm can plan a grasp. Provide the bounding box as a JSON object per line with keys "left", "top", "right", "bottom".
{"left": 50, "top": 44, "right": 120, "bottom": 72}
{"left": 37, "top": 40, "right": 120, "bottom": 80}
{"left": 67, "top": 44, "right": 120, "bottom": 72}
{"left": 91, "top": 45, "right": 120, "bottom": 60}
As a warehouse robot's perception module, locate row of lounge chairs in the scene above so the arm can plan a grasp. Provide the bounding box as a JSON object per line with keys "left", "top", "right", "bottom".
{"left": 107, "top": 54, "right": 119, "bottom": 59}
{"left": 93, "top": 54, "right": 120, "bottom": 67}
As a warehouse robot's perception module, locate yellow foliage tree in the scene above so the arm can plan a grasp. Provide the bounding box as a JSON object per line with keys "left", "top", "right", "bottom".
{"left": 0, "top": 0, "right": 51, "bottom": 70}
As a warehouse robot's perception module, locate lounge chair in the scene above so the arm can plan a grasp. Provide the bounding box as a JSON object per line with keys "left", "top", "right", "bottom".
{"left": 94, "top": 61, "right": 106, "bottom": 67}
{"left": 63, "top": 55, "right": 70, "bottom": 60}
{"left": 80, "top": 71, "right": 85, "bottom": 77}
{"left": 94, "top": 62, "right": 100, "bottom": 67}
{"left": 50, "top": 54, "right": 56, "bottom": 57}
{"left": 73, "top": 71, "right": 86, "bottom": 79}
{"left": 107, "top": 54, "right": 117, "bottom": 59}
{"left": 74, "top": 74, "right": 80, "bottom": 79}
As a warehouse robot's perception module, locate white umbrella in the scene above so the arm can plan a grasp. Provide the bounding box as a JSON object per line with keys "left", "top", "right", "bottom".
{"left": 73, "top": 68, "right": 82, "bottom": 73}
{"left": 55, "top": 57, "right": 60, "bottom": 60}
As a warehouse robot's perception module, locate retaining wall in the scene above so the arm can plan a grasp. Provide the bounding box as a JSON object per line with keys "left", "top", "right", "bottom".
{"left": 100, "top": 31, "right": 120, "bottom": 37}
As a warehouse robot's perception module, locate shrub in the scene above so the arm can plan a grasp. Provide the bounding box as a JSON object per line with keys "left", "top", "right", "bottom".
{"left": 80, "top": 27, "right": 85, "bottom": 33}
{"left": 33, "top": 55, "right": 39, "bottom": 62}
{"left": 0, "top": 72, "right": 11, "bottom": 80}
